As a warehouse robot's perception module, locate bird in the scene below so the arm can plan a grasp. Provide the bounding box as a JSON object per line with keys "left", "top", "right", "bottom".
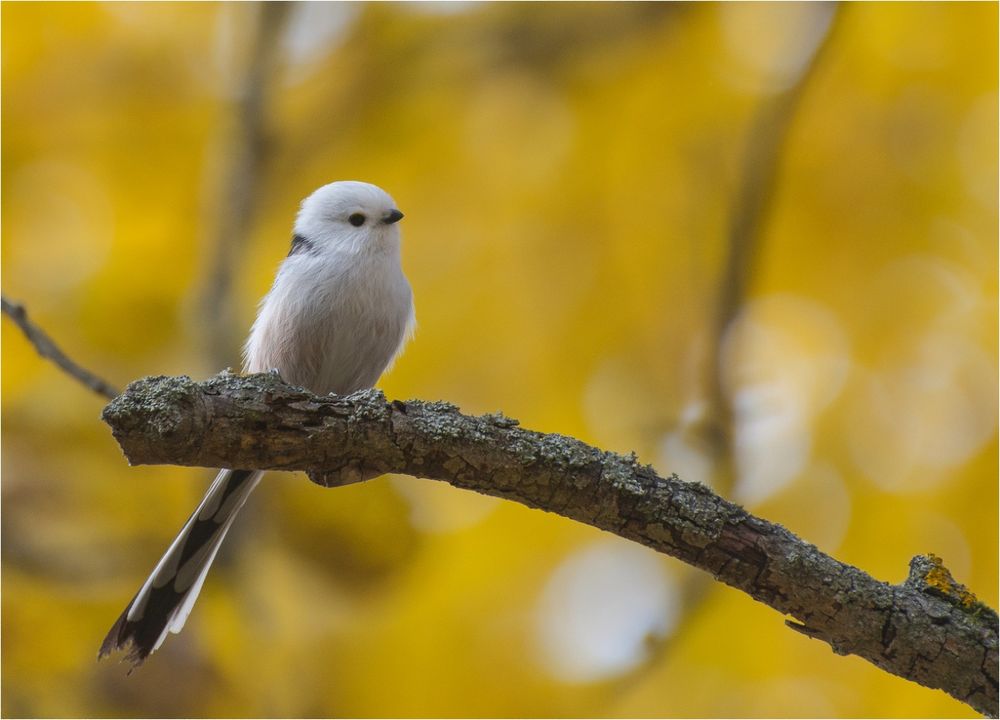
{"left": 99, "top": 180, "right": 415, "bottom": 667}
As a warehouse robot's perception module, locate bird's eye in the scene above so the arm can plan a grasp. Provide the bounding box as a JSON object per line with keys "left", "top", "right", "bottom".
{"left": 348, "top": 213, "right": 366, "bottom": 227}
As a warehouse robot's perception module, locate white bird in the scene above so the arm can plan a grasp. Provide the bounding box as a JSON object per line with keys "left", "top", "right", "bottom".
{"left": 100, "top": 180, "right": 415, "bottom": 667}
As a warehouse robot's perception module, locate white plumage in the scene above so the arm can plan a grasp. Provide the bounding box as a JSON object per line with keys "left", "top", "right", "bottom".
{"left": 245, "top": 181, "right": 415, "bottom": 394}
{"left": 100, "top": 181, "right": 414, "bottom": 666}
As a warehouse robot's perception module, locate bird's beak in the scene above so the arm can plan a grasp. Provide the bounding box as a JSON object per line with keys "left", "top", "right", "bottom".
{"left": 383, "top": 209, "right": 404, "bottom": 225}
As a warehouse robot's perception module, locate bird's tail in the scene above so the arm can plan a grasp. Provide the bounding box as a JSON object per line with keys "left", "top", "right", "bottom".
{"left": 99, "top": 468, "right": 263, "bottom": 668}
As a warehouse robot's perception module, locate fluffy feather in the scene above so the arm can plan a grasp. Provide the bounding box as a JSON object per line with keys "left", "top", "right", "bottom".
{"left": 100, "top": 181, "right": 414, "bottom": 666}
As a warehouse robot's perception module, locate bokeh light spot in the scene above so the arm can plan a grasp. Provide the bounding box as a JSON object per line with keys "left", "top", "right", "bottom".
{"left": 846, "top": 327, "right": 997, "bottom": 493}
{"left": 534, "top": 538, "right": 678, "bottom": 683}
{"left": 721, "top": 295, "right": 850, "bottom": 504}
{"left": 717, "top": 2, "right": 835, "bottom": 93}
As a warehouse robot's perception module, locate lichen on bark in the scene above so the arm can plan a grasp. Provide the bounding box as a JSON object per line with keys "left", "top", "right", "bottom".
{"left": 101, "top": 372, "right": 999, "bottom": 717}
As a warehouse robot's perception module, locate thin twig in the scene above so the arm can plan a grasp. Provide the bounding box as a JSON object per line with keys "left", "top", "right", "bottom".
{"left": 1, "top": 295, "right": 119, "bottom": 399}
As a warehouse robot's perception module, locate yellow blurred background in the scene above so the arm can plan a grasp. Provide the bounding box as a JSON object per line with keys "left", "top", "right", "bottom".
{"left": 2, "top": 2, "right": 996, "bottom": 717}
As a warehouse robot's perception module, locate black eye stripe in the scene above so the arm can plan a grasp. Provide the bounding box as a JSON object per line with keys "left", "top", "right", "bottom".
{"left": 348, "top": 213, "right": 366, "bottom": 227}
{"left": 288, "top": 233, "right": 315, "bottom": 256}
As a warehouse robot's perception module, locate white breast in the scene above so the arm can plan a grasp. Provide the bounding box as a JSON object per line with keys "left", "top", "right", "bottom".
{"left": 243, "top": 245, "right": 414, "bottom": 396}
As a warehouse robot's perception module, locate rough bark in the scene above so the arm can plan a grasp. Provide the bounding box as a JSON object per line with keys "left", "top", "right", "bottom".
{"left": 102, "top": 372, "right": 999, "bottom": 717}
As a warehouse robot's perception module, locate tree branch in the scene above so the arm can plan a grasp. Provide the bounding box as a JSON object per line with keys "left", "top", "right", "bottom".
{"left": 101, "top": 372, "right": 998, "bottom": 717}
{"left": 1, "top": 295, "right": 119, "bottom": 400}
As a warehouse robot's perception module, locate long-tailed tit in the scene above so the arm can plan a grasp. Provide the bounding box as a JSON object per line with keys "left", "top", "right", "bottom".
{"left": 100, "top": 181, "right": 414, "bottom": 667}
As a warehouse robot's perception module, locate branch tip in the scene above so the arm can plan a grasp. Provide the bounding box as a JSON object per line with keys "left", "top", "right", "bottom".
{"left": 906, "top": 554, "right": 998, "bottom": 624}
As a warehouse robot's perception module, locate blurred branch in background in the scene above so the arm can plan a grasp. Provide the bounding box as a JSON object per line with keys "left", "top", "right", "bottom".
{"left": 701, "top": 2, "right": 841, "bottom": 498}
{"left": 102, "top": 371, "right": 1000, "bottom": 718}
{"left": 643, "top": 0, "right": 844, "bottom": 695}
{"left": 196, "top": 2, "right": 293, "bottom": 372}
{"left": 1, "top": 295, "right": 119, "bottom": 400}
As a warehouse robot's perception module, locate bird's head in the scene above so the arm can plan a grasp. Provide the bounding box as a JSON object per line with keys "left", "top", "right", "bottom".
{"left": 293, "top": 180, "right": 404, "bottom": 254}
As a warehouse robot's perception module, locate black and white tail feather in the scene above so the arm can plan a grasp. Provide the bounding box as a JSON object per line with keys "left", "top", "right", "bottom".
{"left": 99, "top": 181, "right": 414, "bottom": 668}
{"left": 99, "top": 469, "right": 262, "bottom": 666}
